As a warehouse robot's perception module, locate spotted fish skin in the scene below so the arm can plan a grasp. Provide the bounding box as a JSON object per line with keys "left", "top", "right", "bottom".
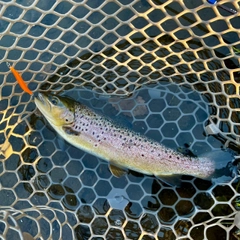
{"left": 70, "top": 104, "right": 215, "bottom": 178}
{"left": 34, "top": 93, "right": 232, "bottom": 181}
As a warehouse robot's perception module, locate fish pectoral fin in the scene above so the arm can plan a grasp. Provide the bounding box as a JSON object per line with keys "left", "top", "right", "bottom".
{"left": 62, "top": 126, "right": 79, "bottom": 136}
{"left": 109, "top": 164, "right": 127, "bottom": 178}
{"left": 157, "top": 175, "right": 182, "bottom": 187}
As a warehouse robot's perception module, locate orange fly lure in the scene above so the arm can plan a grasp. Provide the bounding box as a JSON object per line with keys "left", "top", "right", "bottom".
{"left": 9, "top": 65, "right": 33, "bottom": 95}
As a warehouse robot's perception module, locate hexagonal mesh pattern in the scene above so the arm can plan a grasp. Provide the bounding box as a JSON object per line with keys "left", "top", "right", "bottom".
{"left": 0, "top": 0, "right": 240, "bottom": 239}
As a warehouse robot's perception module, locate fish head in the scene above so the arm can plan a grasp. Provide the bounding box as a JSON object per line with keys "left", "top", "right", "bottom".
{"left": 34, "top": 92, "right": 75, "bottom": 126}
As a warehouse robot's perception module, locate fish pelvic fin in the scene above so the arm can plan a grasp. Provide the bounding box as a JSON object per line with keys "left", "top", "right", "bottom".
{"left": 109, "top": 164, "right": 127, "bottom": 178}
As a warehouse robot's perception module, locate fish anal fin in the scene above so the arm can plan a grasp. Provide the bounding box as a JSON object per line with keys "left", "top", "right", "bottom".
{"left": 157, "top": 175, "right": 182, "bottom": 187}
{"left": 109, "top": 164, "right": 127, "bottom": 178}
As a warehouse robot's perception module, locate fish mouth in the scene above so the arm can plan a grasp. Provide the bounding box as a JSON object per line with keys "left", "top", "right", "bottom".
{"left": 35, "top": 92, "right": 45, "bottom": 103}
{"left": 34, "top": 92, "right": 58, "bottom": 125}
{"left": 34, "top": 92, "right": 51, "bottom": 113}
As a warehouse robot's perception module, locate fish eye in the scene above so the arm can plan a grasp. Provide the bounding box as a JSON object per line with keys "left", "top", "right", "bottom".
{"left": 49, "top": 96, "right": 59, "bottom": 106}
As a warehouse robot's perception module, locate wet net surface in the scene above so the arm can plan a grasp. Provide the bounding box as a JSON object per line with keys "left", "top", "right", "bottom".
{"left": 0, "top": 0, "right": 240, "bottom": 239}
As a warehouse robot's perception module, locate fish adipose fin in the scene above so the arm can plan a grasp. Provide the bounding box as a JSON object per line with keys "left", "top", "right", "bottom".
{"left": 200, "top": 150, "right": 235, "bottom": 184}
{"left": 109, "top": 164, "right": 127, "bottom": 178}
{"left": 157, "top": 175, "right": 182, "bottom": 187}
{"left": 177, "top": 145, "right": 196, "bottom": 158}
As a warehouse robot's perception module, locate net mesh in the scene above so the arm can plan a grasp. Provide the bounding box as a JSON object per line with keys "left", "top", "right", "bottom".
{"left": 0, "top": 0, "right": 240, "bottom": 239}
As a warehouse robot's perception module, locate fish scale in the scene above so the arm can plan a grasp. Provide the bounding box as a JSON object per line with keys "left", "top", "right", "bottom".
{"left": 34, "top": 93, "right": 233, "bottom": 185}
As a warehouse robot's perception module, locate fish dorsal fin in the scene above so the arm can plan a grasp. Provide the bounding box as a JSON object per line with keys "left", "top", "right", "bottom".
{"left": 109, "top": 164, "right": 127, "bottom": 178}
{"left": 157, "top": 175, "right": 182, "bottom": 187}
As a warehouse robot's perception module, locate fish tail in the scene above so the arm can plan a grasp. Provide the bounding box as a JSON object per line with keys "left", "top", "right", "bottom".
{"left": 199, "top": 150, "right": 235, "bottom": 184}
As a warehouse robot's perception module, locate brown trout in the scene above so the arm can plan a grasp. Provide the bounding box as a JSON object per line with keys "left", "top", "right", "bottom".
{"left": 34, "top": 92, "right": 233, "bottom": 185}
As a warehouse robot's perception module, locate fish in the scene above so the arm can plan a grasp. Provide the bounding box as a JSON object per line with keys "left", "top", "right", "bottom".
{"left": 34, "top": 92, "right": 234, "bottom": 186}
